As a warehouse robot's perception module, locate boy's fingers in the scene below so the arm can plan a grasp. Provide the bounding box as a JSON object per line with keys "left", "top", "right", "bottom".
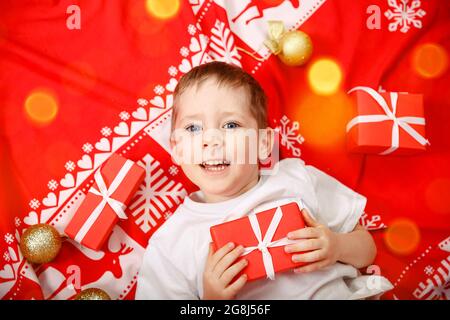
{"left": 208, "top": 243, "right": 214, "bottom": 257}
{"left": 209, "top": 242, "right": 235, "bottom": 269}
{"left": 213, "top": 245, "right": 244, "bottom": 277}
{"left": 204, "top": 243, "right": 215, "bottom": 271}
{"left": 294, "top": 260, "right": 329, "bottom": 274}
{"left": 287, "top": 227, "right": 319, "bottom": 240}
{"left": 220, "top": 259, "right": 248, "bottom": 286}
{"left": 292, "top": 249, "right": 325, "bottom": 263}
{"left": 301, "top": 208, "right": 320, "bottom": 227}
{"left": 225, "top": 274, "right": 248, "bottom": 298}
{"left": 284, "top": 239, "right": 322, "bottom": 253}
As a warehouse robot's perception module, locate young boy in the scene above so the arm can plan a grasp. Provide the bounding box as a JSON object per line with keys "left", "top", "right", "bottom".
{"left": 136, "top": 61, "right": 393, "bottom": 299}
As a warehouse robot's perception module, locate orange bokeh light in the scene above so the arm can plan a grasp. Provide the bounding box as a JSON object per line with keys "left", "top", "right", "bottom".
{"left": 145, "top": 0, "right": 180, "bottom": 20}
{"left": 294, "top": 91, "right": 354, "bottom": 148}
{"left": 412, "top": 43, "right": 448, "bottom": 79}
{"left": 307, "top": 58, "right": 343, "bottom": 96}
{"left": 24, "top": 89, "right": 59, "bottom": 125}
{"left": 384, "top": 218, "right": 421, "bottom": 256}
{"left": 128, "top": 0, "right": 171, "bottom": 57}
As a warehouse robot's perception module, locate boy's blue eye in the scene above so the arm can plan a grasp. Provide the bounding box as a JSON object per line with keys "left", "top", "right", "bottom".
{"left": 185, "top": 124, "right": 202, "bottom": 133}
{"left": 223, "top": 122, "right": 240, "bottom": 129}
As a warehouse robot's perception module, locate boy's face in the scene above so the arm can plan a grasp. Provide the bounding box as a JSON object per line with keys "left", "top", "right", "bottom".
{"left": 170, "top": 78, "right": 272, "bottom": 202}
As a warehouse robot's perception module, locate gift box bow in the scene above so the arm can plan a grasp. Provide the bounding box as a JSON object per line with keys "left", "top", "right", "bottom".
{"left": 240, "top": 206, "right": 298, "bottom": 280}
{"left": 347, "top": 86, "right": 430, "bottom": 155}
{"left": 73, "top": 159, "right": 133, "bottom": 243}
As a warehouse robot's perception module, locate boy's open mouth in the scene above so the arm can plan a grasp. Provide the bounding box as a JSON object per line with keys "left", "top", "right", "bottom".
{"left": 199, "top": 160, "right": 231, "bottom": 173}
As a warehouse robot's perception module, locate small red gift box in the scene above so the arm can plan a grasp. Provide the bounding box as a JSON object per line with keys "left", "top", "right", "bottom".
{"left": 65, "top": 153, "right": 145, "bottom": 250}
{"left": 347, "top": 86, "right": 429, "bottom": 155}
{"left": 210, "top": 201, "right": 306, "bottom": 282}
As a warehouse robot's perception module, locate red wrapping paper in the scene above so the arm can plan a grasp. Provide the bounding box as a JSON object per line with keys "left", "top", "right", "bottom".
{"left": 65, "top": 154, "right": 145, "bottom": 250}
{"left": 210, "top": 201, "right": 306, "bottom": 281}
{"left": 347, "top": 89, "right": 428, "bottom": 155}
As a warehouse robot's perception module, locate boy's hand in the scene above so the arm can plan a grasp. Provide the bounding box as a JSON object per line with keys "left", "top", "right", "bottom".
{"left": 202, "top": 242, "right": 248, "bottom": 300}
{"left": 284, "top": 208, "right": 341, "bottom": 273}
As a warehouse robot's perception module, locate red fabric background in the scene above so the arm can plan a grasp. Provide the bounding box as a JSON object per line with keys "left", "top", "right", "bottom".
{"left": 0, "top": 0, "right": 449, "bottom": 300}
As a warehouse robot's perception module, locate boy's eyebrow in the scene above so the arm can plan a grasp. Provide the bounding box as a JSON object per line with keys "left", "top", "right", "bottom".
{"left": 221, "top": 110, "right": 246, "bottom": 118}
{"left": 179, "top": 110, "right": 245, "bottom": 122}
{"left": 179, "top": 113, "right": 202, "bottom": 122}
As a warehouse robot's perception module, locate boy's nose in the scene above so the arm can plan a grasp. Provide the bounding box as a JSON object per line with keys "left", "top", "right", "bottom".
{"left": 202, "top": 130, "right": 223, "bottom": 148}
{"left": 203, "top": 140, "right": 221, "bottom": 148}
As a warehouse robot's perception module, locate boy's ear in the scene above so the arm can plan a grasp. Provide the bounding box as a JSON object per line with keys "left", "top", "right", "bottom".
{"left": 258, "top": 127, "right": 275, "bottom": 161}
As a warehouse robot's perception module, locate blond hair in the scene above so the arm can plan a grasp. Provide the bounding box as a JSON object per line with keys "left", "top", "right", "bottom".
{"left": 171, "top": 61, "right": 268, "bottom": 130}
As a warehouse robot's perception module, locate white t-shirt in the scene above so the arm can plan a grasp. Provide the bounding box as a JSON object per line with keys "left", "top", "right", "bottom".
{"left": 135, "top": 158, "right": 393, "bottom": 299}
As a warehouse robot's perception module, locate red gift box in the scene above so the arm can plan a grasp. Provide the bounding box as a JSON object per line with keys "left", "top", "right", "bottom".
{"left": 347, "top": 86, "right": 430, "bottom": 155}
{"left": 210, "top": 201, "right": 306, "bottom": 282}
{"left": 65, "top": 153, "right": 145, "bottom": 250}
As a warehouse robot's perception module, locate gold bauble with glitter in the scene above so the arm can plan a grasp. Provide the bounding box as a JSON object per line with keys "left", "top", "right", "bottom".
{"left": 19, "top": 224, "right": 62, "bottom": 264}
{"left": 264, "top": 21, "right": 313, "bottom": 67}
{"left": 278, "top": 30, "right": 313, "bottom": 66}
{"left": 75, "top": 288, "right": 111, "bottom": 300}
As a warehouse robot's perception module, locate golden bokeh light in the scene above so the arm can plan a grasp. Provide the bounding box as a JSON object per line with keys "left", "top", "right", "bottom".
{"left": 294, "top": 91, "right": 353, "bottom": 148}
{"left": 24, "top": 90, "right": 59, "bottom": 125}
{"left": 146, "top": 0, "right": 180, "bottom": 20}
{"left": 307, "top": 58, "right": 343, "bottom": 96}
{"left": 412, "top": 43, "right": 448, "bottom": 79}
{"left": 425, "top": 178, "right": 450, "bottom": 215}
{"left": 384, "top": 218, "right": 421, "bottom": 256}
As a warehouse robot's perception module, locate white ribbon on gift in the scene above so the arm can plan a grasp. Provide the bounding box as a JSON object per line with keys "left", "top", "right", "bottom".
{"left": 240, "top": 207, "right": 297, "bottom": 280}
{"left": 74, "top": 159, "right": 134, "bottom": 243}
{"left": 347, "top": 86, "right": 430, "bottom": 155}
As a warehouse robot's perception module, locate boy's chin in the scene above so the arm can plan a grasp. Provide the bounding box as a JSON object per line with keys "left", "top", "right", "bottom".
{"left": 198, "top": 180, "right": 233, "bottom": 194}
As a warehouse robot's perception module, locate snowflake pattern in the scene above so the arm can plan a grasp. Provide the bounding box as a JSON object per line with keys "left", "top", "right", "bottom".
{"left": 414, "top": 255, "right": 450, "bottom": 300}
{"left": 168, "top": 165, "right": 179, "bottom": 176}
{"left": 29, "top": 199, "right": 40, "bottom": 210}
{"left": 47, "top": 179, "right": 58, "bottom": 191}
{"left": 101, "top": 126, "right": 112, "bottom": 137}
{"left": 119, "top": 111, "right": 130, "bottom": 121}
{"left": 154, "top": 85, "right": 165, "bottom": 95}
{"left": 82, "top": 143, "right": 93, "bottom": 154}
{"left": 3, "top": 251, "right": 10, "bottom": 262}
{"left": 168, "top": 66, "right": 178, "bottom": 77}
{"left": 425, "top": 265, "right": 435, "bottom": 276}
{"left": 129, "top": 154, "right": 187, "bottom": 234}
{"left": 188, "top": 24, "right": 197, "bottom": 35}
{"left": 14, "top": 217, "right": 21, "bottom": 227}
{"left": 65, "top": 161, "right": 75, "bottom": 172}
{"left": 180, "top": 47, "right": 190, "bottom": 57}
{"left": 137, "top": 98, "right": 148, "bottom": 107}
{"left": 4, "top": 233, "right": 14, "bottom": 245}
{"left": 385, "top": 0, "right": 426, "bottom": 33}
{"left": 275, "top": 115, "right": 305, "bottom": 158}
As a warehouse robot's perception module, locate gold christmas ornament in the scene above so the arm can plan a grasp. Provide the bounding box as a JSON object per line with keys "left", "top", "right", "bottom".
{"left": 75, "top": 288, "right": 111, "bottom": 300}
{"left": 264, "top": 21, "right": 313, "bottom": 66}
{"left": 19, "top": 224, "right": 62, "bottom": 264}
